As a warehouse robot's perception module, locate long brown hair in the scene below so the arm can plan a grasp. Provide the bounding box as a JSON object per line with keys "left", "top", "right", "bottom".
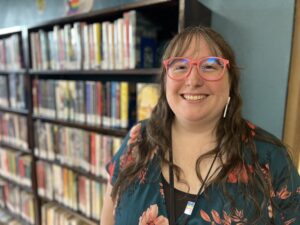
{"left": 112, "top": 26, "right": 286, "bottom": 223}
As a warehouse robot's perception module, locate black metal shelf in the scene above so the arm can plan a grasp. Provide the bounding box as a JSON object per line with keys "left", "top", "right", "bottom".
{"left": 0, "top": 206, "right": 33, "bottom": 225}
{"left": 37, "top": 156, "right": 107, "bottom": 183}
{"left": 32, "top": 115, "right": 128, "bottom": 137}
{"left": 0, "top": 142, "right": 31, "bottom": 154}
{"left": 0, "top": 106, "right": 28, "bottom": 115}
{"left": 39, "top": 196, "right": 99, "bottom": 225}
{"left": 29, "top": 68, "right": 160, "bottom": 75}
{"left": 0, "top": 174, "right": 32, "bottom": 193}
{"left": 0, "top": 26, "right": 24, "bottom": 36}
{"left": 28, "top": 68, "right": 160, "bottom": 82}
{"left": 0, "top": 69, "right": 26, "bottom": 74}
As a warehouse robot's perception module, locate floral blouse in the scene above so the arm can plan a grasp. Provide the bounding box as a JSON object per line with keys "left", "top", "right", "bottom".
{"left": 106, "top": 121, "right": 300, "bottom": 225}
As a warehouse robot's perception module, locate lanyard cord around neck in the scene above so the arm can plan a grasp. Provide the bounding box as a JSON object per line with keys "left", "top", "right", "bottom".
{"left": 168, "top": 147, "right": 219, "bottom": 225}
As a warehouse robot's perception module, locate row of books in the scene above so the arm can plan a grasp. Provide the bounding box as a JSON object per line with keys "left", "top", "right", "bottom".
{"left": 0, "top": 74, "right": 26, "bottom": 109}
{"left": 34, "top": 120, "right": 122, "bottom": 177}
{"left": 33, "top": 79, "right": 159, "bottom": 128}
{"left": 37, "top": 161, "right": 105, "bottom": 221}
{"left": 0, "top": 179, "right": 35, "bottom": 224}
{"left": 0, "top": 148, "right": 32, "bottom": 187}
{"left": 0, "top": 34, "right": 23, "bottom": 70}
{"left": 0, "top": 208, "right": 22, "bottom": 225}
{"left": 42, "top": 202, "right": 97, "bottom": 225}
{"left": 30, "top": 9, "right": 158, "bottom": 71}
{"left": 0, "top": 113, "right": 28, "bottom": 150}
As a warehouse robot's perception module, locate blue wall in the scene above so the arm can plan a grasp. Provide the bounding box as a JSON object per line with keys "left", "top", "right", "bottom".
{"left": 200, "top": 0, "right": 294, "bottom": 138}
{"left": 0, "top": 0, "right": 294, "bottom": 138}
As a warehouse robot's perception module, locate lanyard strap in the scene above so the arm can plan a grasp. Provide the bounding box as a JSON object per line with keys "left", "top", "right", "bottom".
{"left": 168, "top": 147, "right": 176, "bottom": 225}
{"left": 168, "top": 149, "right": 219, "bottom": 225}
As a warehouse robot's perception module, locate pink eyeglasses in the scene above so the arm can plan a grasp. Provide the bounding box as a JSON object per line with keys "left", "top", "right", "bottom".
{"left": 163, "top": 56, "right": 230, "bottom": 81}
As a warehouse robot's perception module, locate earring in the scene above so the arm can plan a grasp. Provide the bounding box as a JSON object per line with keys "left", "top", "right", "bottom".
{"left": 223, "top": 97, "right": 231, "bottom": 118}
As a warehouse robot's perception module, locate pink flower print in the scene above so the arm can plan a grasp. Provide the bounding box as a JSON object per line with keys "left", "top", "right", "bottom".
{"left": 138, "top": 168, "right": 147, "bottom": 184}
{"left": 277, "top": 185, "right": 291, "bottom": 200}
{"left": 296, "top": 186, "right": 300, "bottom": 194}
{"left": 222, "top": 211, "right": 232, "bottom": 225}
{"left": 119, "top": 148, "right": 136, "bottom": 170}
{"left": 108, "top": 162, "right": 115, "bottom": 183}
{"left": 128, "top": 123, "right": 142, "bottom": 145}
{"left": 200, "top": 210, "right": 212, "bottom": 223}
{"left": 159, "top": 182, "right": 165, "bottom": 199}
{"left": 227, "top": 164, "right": 253, "bottom": 184}
{"left": 246, "top": 121, "right": 256, "bottom": 130}
{"left": 139, "top": 204, "right": 169, "bottom": 225}
{"left": 227, "top": 170, "right": 238, "bottom": 183}
{"left": 200, "top": 210, "right": 253, "bottom": 225}
{"left": 284, "top": 218, "right": 296, "bottom": 225}
{"left": 260, "top": 164, "right": 270, "bottom": 176}
{"left": 242, "top": 121, "right": 256, "bottom": 142}
{"left": 231, "top": 209, "right": 247, "bottom": 224}
{"left": 211, "top": 210, "right": 222, "bottom": 224}
{"left": 200, "top": 210, "right": 222, "bottom": 225}
{"left": 260, "top": 164, "right": 275, "bottom": 197}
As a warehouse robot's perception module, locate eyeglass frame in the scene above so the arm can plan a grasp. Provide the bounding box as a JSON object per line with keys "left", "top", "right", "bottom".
{"left": 163, "top": 56, "right": 230, "bottom": 81}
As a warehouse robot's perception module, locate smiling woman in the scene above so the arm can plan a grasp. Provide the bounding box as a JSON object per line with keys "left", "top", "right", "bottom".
{"left": 100, "top": 26, "right": 300, "bottom": 225}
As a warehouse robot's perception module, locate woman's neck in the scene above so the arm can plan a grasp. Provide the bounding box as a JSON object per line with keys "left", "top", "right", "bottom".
{"left": 171, "top": 118, "right": 218, "bottom": 158}
{"left": 161, "top": 118, "right": 220, "bottom": 194}
{"left": 172, "top": 118, "right": 218, "bottom": 141}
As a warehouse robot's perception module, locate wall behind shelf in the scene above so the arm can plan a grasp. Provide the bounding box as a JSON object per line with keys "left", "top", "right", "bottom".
{"left": 199, "top": 0, "right": 294, "bottom": 139}
{"left": 0, "top": 0, "right": 294, "bottom": 138}
{"left": 0, "top": 0, "right": 140, "bottom": 28}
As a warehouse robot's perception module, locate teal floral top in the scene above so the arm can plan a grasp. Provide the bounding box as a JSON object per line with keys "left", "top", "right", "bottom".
{"left": 106, "top": 121, "right": 300, "bottom": 225}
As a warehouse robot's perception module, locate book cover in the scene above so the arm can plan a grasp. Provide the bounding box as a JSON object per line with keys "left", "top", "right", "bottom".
{"left": 0, "top": 76, "right": 9, "bottom": 107}
{"left": 137, "top": 83, "right": 159, "bottom": 121}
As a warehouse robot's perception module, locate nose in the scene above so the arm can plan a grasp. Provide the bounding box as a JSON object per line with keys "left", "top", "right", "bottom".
{"left": 185, "top": 64, "right": 204, "bottom": 86}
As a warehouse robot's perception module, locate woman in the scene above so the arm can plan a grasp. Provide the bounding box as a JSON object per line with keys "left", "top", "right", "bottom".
{"left": 100, "top": 26, "right": 300, "bottom": 225}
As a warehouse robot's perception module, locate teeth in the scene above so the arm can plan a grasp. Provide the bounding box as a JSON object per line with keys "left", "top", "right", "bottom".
{"left": 183, "top": 95, "right": 207, "bottom": 100}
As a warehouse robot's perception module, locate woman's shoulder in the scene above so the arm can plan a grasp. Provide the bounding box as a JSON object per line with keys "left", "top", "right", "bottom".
{"left": 245, "top": 121, "right": 289, "bottom": 165}
{"left": 106, "top": 120, "right": 149, "bottom": 183}
{"left": 112, "top": 120, "right": 148, "bottom": 161}
{"left": 117, "top": 119, "right": 148, "bottom": 152}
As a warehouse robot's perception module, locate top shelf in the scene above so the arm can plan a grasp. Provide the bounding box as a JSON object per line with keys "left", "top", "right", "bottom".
{"left": 28, "top": 0, "right": 176, "bottom": 30}
{"left": 0, "top": 26, "right": 24, "bottom": 36}
{"left": 28, "top": 68, "right": 161, "bottom": 76}
{"left": 0, "top": 69, "right": 26, "bottom": 74}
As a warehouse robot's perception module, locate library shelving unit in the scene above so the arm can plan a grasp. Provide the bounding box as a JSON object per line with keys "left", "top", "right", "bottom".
{"left": 0, "top": 26, "right": 37, "bottom": 225}
{"left": 1, "top": 0, "right": 212, "bottom": 224}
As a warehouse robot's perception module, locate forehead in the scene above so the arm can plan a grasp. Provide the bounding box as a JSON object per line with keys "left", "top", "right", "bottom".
{"left": 182, "top": 38, "right": 213, "bottom": 58}
{"left": 170, "top": 35, "right": 222, "bottom": 58}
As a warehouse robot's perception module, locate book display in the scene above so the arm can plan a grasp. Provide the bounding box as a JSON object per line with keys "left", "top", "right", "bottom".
{"left": 0, "top": 0, "right": 211, "bottom": 224}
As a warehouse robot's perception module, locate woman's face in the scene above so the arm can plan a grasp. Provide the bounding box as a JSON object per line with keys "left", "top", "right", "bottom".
{"left": 165, "top": 37, "right": 230, "bottom": 126}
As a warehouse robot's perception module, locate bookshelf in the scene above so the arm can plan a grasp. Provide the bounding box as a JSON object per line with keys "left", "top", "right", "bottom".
{"left": 0, "top": 106, "right": 28, "bottom": 116}
{"left": 0, "top": 0, "right": 211, "bottom": 224}
{"left": 0, "top": 207, "right": 32, "bottom": 225}
{"left": 0, "top": 25, "right": 38, "bottom": 225}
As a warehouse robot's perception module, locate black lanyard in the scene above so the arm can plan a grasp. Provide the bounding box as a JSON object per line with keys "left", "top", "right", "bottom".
{"left": 168, "top": 149, "right": 219, "bottom": 225}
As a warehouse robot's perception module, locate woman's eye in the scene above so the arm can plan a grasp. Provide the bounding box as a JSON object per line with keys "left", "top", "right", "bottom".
{"left": 201, "top": 64, "right": 218, "bottom": 71}
{"left": 174, "top": 65, "right": 188, "bottom": 70}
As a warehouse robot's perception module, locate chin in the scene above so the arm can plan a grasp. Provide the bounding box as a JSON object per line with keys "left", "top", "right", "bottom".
{"left": 177, "top": 112, "right": 222, "bottom": 125}
{"left": 179, "top": 115, "right": 207, "bottom": 123}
